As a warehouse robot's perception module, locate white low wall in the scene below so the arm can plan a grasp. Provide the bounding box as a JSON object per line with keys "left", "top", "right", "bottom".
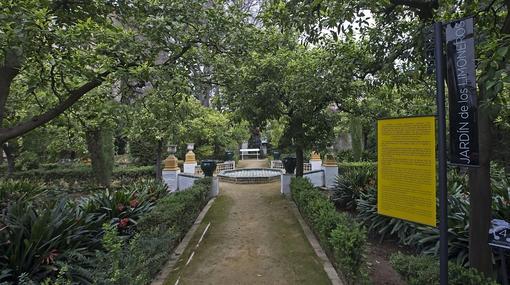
{"left": 303, "top": 170, "right": 324, "bottom": 187}
{"left": 162, "top": 170, "right": 179, "bottom": 192}
{"left": 178, "top": 173, "right": 202, "bottom": 191}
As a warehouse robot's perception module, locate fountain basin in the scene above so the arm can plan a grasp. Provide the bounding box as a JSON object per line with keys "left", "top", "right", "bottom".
{"left": 218, "top": 168, "right": 283, "bottom": 184}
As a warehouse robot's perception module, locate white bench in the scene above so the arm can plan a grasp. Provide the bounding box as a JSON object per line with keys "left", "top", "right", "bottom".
{"left": 240, "top": 148, "right": 260, "bottom": 160}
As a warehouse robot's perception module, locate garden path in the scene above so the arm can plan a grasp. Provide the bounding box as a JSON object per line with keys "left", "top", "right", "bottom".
{"left": 163, "top": 160, "right": 332, "bottom": 285}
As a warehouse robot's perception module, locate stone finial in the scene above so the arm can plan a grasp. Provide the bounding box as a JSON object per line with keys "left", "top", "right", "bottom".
{"left": 310, "top": 151, "right": 321, "bottom": 161}
{"left": 185, "top": 150, "right": 196, "bottom": 163}
{"left": 323, "top": 153, "right": 337, "bottom": 166}
{"left": 163, "top": 154, "right": 179, "bottom": 170}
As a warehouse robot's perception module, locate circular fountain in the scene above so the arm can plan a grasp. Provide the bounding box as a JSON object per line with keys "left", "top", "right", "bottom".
{"left": 218, "top": 168, "right": 283, "bottom": 184}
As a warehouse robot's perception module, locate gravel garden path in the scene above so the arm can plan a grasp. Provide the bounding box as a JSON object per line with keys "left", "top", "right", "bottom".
{"left": 163, "top": 160, "right": 332, "bottom": 285}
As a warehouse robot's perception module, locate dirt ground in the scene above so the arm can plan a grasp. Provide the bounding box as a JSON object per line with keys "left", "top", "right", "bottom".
{"left": 367, "top": 240, "right": 407, "bottom": 285}
{"left": 164, "top": 181, "right": 331, "bottom": 285}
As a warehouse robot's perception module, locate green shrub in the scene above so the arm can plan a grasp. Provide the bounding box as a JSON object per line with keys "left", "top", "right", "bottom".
{"left": 129, "top": 138, "right": 162, "bottom": 166}
{"left": 357, "top": 187, "right": 417, "bottom": 244}
{"left": 0, "top": 165, "right": 154, "bottom": 187}
{"left": 390, "top": 252, "right": 498, "bottom": 285}
{"left": 492, "top": 164, "right": 510, "bottom": 221}
{"left": 0, "top": 179, "right": 44, "bottom": 206}
{"left": 76, "top": 179, "right": 166, "bottom": 237}
{"left": 332, "top": 166, "right": 375, "bottom": 210}
{"left": 291, "top": 177, "right": 367, "bottom": 284}
{"left": 0, "top": 200, "right": 100, "bottom": 284}
{"left": 356, "top": 182, "right": 470, "bottom": 264}
{"left": 18, "top": 151, "right": 40, "bottom": 171}
{"left": 338, "top": 161, "right": 377, "bottom": 173}
{"left": 92, "top": 178, "right": 211, "bottom": 285}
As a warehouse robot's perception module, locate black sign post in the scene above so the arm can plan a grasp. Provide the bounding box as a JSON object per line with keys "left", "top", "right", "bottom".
{"left": 445, "top": 17, "right": 479, "bottom": 167}
{"left": 433, "top": 22, "right": 449, "bottom": 285}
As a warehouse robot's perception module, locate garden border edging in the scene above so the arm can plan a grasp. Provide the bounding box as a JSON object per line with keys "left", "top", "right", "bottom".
{"left": 289, "top": 201, "right": 344, "bottom": 285}
{"left": 150, "top": 197, "right": 216, "bottom": 285}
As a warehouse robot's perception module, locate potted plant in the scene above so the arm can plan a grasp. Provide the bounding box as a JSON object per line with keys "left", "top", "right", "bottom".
{"left": 282, "top": 156, "right": 296, "bottom": 174}
{"left": 200, "top": 160, "right": 217, "bottom": 177}
{"left": 225, "top": 150, "right": 234, "bottom": 161}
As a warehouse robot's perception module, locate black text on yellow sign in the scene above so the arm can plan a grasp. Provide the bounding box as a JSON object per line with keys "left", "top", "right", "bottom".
{"left": 377, "top": 116, "right": 437, "bottom": 227}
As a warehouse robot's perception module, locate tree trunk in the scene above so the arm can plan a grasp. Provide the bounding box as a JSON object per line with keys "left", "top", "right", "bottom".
{"left": 85, "top": 128, "right": 114, "bottom": 186}
{"left": 468, "top": 106, "right": 493, "bottom": 276}
{"left": 295, "top": 146, "right": 304, "bottom": 177}
{"left": 155, "top": 139, "right": 163, "bottom": 181}
{"left": 2, "top": 143, "right": 15, "bottom": 175}
{"left": 0, "top": 50, "right": 22, "bottom": 127}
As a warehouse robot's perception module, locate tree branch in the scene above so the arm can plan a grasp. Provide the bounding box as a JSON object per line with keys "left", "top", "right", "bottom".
{"left": 390, "top": 0, "right": 438, "bottom": 20}
{"left": 0, "top": 72, "right": 109, "bottom": 143}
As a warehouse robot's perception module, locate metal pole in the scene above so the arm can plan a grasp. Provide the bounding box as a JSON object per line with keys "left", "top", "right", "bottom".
{"left": 433, "top": 21, "right": 448, "bottom": 285}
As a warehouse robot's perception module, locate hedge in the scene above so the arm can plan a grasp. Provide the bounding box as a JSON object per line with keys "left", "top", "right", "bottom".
{"left": 290, "top": 177, "right": 368, "bottom": 284}
{"left": 91, "top": 178, "right": 211, "bottom": 285}
{"left": 390, "top": 252, "right": 498, "bottom": 285}
{"left": 0, "top": 165, "right": 155, "bottom": 182}
{"left": 338, "top": 161, "right": 377, "bottom": 174}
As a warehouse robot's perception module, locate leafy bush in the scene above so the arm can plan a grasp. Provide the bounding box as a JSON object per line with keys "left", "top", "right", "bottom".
{"left": 0, "top": 179, "right": 44, "bottom": 206}
{"left": 0, "top": 200, "right": 100, "bottom": 284}
{"left": 291, "top": 177, "right": 367, "bottom": 284}
{"left": 338, "top": 161, "right": 377, "bottom": 174}
{"left": 390, "top": 252, "right": 498, "bottom": 285}
{"left": 92, "top": 178, "right": 211, "bottom": 285}
{"left": 356, "top": 181, "right": 470, "bottom": 264}
{"left": 0, "top": 179, "right": 168, "bottom": 284}
{"left": 492, "top": 164, "right": 510, "bottom": 221}
{"left": 408, "top": 182, "right": 470, "bottom": 265}
{"left": 357, "top": 187, "right": 417, "bottom": 243}
{"left": 76, "top": 179, "right": 167, "bottom": 237}
{"left": 129, "top": 138, "right": 163, "bottom": 166}
{"left": 0, "top": 165, "right": 154, "bottom": 186}
{"left": 332, "top": 166, "right": 375, "bottom": 210}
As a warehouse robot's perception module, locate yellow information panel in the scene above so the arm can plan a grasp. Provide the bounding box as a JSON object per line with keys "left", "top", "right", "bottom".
{"left": 377, "top": 116, "right": 436, "bottom": 226}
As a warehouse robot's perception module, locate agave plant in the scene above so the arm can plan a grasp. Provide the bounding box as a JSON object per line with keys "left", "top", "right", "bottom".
{"left": 357, "top": 181, "right": 471, "bottom": 264}
{"left": 332, "top": 167, "right": 375, "bottom": 210}
{"left": 0, "top": 200, "right": 98, "bottom": 284}
{"left": 357, "top": 187, "right": 417, "bottom": 243}
{"left": 76, "top": 182, "right": 162, "bottom": 236}
{"left": 408, "top": 182, "right": 470, "bottom": 265}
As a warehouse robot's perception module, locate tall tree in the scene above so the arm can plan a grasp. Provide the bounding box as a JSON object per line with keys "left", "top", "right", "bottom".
{"left": 265, "top": 0, "right": 510, "bottom": 275}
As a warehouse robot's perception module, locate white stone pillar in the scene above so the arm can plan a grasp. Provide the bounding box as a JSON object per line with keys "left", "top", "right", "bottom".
{"left": 162, "top": 154, "right": 180, "bottom": 192}
{"left": 210, "top": 177, "right": 219, "bottom": 197}
{"left": 310, "top": 151, "right": 322, "bottom": 171}
{"left": 323, "top": 154, "right": 338, "bottom": 189}
{"left": 163, "top": 169, "right": 180, "bottom": 192}
{"left": 281, "top": 174, "right": 293, "bottom": 197}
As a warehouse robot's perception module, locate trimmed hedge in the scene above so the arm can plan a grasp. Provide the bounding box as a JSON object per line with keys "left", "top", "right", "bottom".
{"left": 291, "top": 177, "right": 368, "bottom": 284}
{"left": 390, "top": 252, "right": 498, "bottom": 285}
{"left": 92, "top": 178, "right": 211, "bottom": 285}
{"left": 338, "top": 161, "right": 377, "bottom": 174}
{"left": 1, "top": 165, "right": 154, "bottom": 182}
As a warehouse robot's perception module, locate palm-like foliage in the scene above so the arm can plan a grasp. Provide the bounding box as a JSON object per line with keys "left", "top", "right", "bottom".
{"left": 331, "top": 167, "right": 375, "bottom": 210}
{"left": 0, "top": 200, "right": 99, "bottom": 283}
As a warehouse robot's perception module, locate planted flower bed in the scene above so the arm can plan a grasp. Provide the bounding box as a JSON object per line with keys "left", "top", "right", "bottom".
{"left": 0, "top": 178, "right": 211, "bottom": 284}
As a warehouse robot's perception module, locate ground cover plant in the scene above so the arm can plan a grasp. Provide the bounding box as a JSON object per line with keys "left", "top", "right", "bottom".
{"left": 334, "top": 162, "right": 510, "bottom": 281}
{"left": 390, "top": 252, "right": 498, "bottom": 285}
{"left": 0, "top": 178, "right": 211, "bottom": 284}
{"left": 291, "top": 177, "right": 368, "bottom": 284}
